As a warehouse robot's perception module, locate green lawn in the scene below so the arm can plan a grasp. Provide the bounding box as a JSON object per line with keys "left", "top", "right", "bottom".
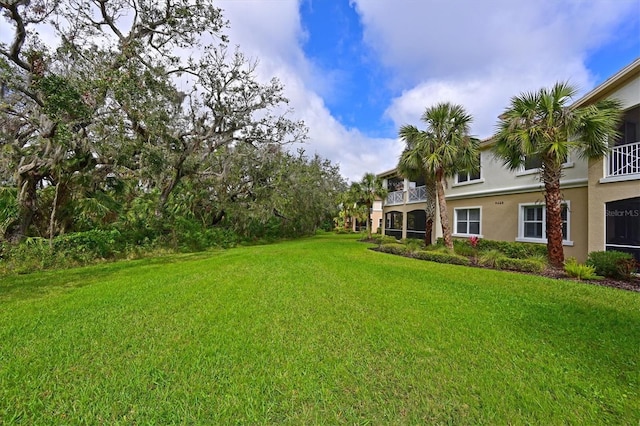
{"left": 1, "top": 233, "right": 638, "bottom": 424}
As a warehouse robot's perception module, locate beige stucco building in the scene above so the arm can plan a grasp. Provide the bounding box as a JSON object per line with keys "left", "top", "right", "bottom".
{"left": 379, "top": 58, "right": 640, "bottom": 263}
{"left": 349, "top": 199, "right": 383, "bottom": 234}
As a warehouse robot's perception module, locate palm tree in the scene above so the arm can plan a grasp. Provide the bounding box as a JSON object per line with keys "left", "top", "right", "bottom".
{"left": 356, "top": 173, "right": 387, "bottom": 238}
{"left": 398, "top": 125, "right": 437, "bottom": 246}
{"left": 494, "top": 82, "right": 622, "bottom": 267}
{"left": 404, "top": 103, "right": 479, "bottom": 250}
{"left": 338, "top": 183, "right": 363, "bottom": 230}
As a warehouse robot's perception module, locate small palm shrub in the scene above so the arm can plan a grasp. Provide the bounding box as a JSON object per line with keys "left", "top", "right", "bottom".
{"left": 453, "top": 243, "right": 475, "bottom": 257}
{"left": 478, "top": 249, "right": 506, "bottom": 268}
{"left": 378, "top": 235, "right": 400, "bottom": 245}
{"left": 564, "top": 257, "right": 600, "bottom": 280}
{"left": 586, "top": 251, "right": 637, "bottom": 280}
{"left": 401, "top": 238, "right": 424, "bottom": 253}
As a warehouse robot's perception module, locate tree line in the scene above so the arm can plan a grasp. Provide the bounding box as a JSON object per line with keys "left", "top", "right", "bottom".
{"left": 0, "top": 0, "right": 345, "bottom": 250}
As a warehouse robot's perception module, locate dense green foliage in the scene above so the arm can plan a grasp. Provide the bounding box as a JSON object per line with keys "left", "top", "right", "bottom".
{"left": 377, "top": 242, "right": 410, "bottom": 255}
{"left": 0, "top": 1, "right": 345, "bottom": 250}
{"left": 413, "top": 249, "right": 471, "bottom": 266}
{"left": 494, "top": 256, "right": 546, "bottom": 273}
{"left": 377, "top": 236, "right": 548, "bottom": 273}
{"left": 1, "top": 234, "right": 638, "bottom": 423}
{"left": 587, "top": 250, "right": 637, "bottom": 280}
{"left": 435, "top": 237, "right": 548, "bottom": 259}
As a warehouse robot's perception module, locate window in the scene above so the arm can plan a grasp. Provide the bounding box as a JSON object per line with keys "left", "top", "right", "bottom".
{"left": 518, "top": 203, "right": 571, "bottom": 244}
{"left": 456, "top": 169, "right": 481, "bottom": 184}
{"left": 522, "top": 154, "right": 569, "bottom": 172}
{"left": 454, "top": 208, "right": 481, "bottom": 236}
{"left": 386, "top": 211, "right": 403, "bottom": 230}
{"left": 523, "top": 155, "right": 543, "bottom": 171}
{"left": 456, "top": 154, "right": 481, "bottom": 184}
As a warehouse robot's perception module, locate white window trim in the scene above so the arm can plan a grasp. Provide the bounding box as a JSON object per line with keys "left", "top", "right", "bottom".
{"left": 453, "top": 176, "right": 485, "bottom": 187}
{"left": 516, "top": 201, "right": 573, "bottom": 246}
{"left": 453, "top": 206, "right": 483, "bottom": 238}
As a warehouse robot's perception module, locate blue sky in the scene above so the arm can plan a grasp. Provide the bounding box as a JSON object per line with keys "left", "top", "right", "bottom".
{"left": 299, "top": 0, "right": 395, "bottom": 138}
{"left": 2, "top": 0, "right": 637, "bottom": 182}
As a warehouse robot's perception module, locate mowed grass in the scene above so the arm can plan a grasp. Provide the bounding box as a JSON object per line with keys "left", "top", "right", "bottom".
{"left": 1, "top": 234, "right": 638, "bottom": 424}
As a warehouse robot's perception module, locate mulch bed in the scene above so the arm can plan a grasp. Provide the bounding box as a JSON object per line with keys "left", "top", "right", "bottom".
{"left": 362, "top": 239, "right": 640, "bottom": 293}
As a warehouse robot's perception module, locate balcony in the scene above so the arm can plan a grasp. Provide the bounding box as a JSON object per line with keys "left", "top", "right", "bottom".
{"left": 408, "top": 185, "right": 427, "bottom": 202}
{"left": 607, "top": 141, "right": 640, "bottom": 178}
{"left": 386, "top": 190, "right": 404, "bottom": 205}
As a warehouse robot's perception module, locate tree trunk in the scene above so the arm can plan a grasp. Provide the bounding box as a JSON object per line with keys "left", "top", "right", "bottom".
{"left": 543, "top": 171, "right": 565, "bottom": 268}
{"left": 11, "top": 168, "right": 39, "bottom": 242}
{"left": 155, "top": 164, "right": 184, "bottom": 218}
{"left": 436, "top": 170, "right": 453, "bottom": 250}
{"left": 211, "top": 209, "right": 225, "bottom": 226}
{"left": 366, "top": 202, "right": 372, "bottom": 238}
{"left": 424, "top": 174, "right": 437, "bottom": 246}
{"left": 424, "top": 218, "right": 433, "bottom": 246}
{"left": 49, "top": 179, "right": 61, "bottom": 248}
{"left": 343, "top": 207, "right": 349, "bottom": 230}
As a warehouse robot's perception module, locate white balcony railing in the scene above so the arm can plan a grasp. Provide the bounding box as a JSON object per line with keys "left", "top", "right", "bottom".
{"left": 608, "top": 141, "right": 640, "bottom": 177}
{"left": 408, "top": 185, "right": 427, "bottom": 202}
{"left": 386, "top": 190, "right": 404, "bottom": 205}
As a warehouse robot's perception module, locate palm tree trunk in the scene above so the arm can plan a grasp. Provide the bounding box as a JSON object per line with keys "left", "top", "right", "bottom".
{"left": 424, "top": 175, "right": 436, "bottom": 246}
{"left": 543, "top": 170, "right": 564, "bottom": 268}
{"left": 366, "top": 202, "right": 372, "bottom": 238}
{"left": 436, "top": 171, "right": 453, "bottom": 250}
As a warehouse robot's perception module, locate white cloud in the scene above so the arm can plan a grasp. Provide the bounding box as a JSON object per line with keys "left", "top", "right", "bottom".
{"left": 355, "top": 0, "right": 637, "bottom": 138}
{"left": 386, "top": 60, "right": 592, "bottom": 139}
{"left": 217, "top": 0, "right": 401, "bottom": 182}
{"left": 211, "top": 0, "right": 638, "bottom": 180}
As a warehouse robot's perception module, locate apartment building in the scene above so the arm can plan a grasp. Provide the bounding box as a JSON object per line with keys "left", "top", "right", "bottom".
{"left": 348, "top": 200, "right": 383, "bottom": 233}
{"left": 379, "top": 58, "right": 640, "bottom": 262}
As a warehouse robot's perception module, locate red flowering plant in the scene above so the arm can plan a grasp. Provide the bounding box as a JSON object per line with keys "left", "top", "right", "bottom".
{"left": 469, "top": 236, "right": 480, "bottom": 264}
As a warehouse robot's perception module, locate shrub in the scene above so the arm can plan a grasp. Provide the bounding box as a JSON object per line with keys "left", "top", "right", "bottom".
{"left": 495, "top": 257, "right": 546, "bottom": 273}
{"left": 435, "top": 238, "right": 547, "bottom": 259}
{"left": 586, "top": 251, "right": 637, "bottom": 280}
{"left": 0, "top": 238, "right": 57, "bottom": 274}
{"left": 401, "top": 238, "right": 424, "bottom": 252}
{"left": 564, "top": 257, "right": 600, "bottom": 281}
{"left": 378, "top": 243, "right": 409, "bottom": 255}
{"left": 413, "top": 250, "right": 470, "bottom": 266}
{"left": 476, "top": 239, "right": 547, "bottom": 259}
{"left": 379, "top": 235, "right": 400, "bottom": 245}
{"left": 478, "top": 249, "right": 506, "bottom": 268}
{"left": 53, "top": 229, "right": 123, "bottom": 260}
{"left": 454, "top": 243, "right": 475, "bottom": 257}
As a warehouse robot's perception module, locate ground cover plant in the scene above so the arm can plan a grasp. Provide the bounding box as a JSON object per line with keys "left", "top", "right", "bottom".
{"left": 1, "top": 234, "right": 639, "bottom": 423}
